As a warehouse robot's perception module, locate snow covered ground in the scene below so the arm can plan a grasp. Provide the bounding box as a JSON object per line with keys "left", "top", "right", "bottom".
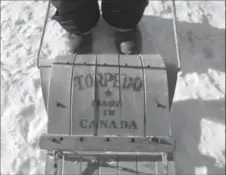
{"left": 1, "top": 1, "right": 225, "bottom": 174}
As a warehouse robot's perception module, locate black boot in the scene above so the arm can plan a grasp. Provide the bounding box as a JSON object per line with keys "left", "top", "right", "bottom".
{"left": 66, "top": 32, "right": 92, "bottom": 54}
{"left": 52, "top": 11, "right": 93, "bottom": 54}
{"left": 114, "top": 27, "right": 142, "bottom": 54}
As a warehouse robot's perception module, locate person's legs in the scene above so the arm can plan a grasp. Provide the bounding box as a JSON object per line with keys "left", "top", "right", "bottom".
{"left": 101, "top": 0, "right": 149, "bottom": 54}
{"left": 51, "top": 0, "right": 60, "bottom": 9}
{"left": 52, "top": 0, "right": 100, "bottom": 35}
{"left": 101, "top": 0, "right": 148, "bottom": 30}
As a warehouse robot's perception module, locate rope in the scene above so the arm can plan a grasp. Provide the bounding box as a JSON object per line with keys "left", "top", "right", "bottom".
{"left": 36, "top": 0, "right": 52, "bottom": 69}
{"left": 171, "top": 0, "right": 182, "bottom": 71}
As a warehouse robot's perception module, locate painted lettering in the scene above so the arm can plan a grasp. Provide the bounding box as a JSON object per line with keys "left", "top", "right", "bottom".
{"left": 113, "top": 73, "right": 120, "bottom": 88}
{"left": 99, "top": 120, "right": 108, "bottom": 128}
{"left": 109, "top": 100, "right": 115, "bottom": 107}
{"left": 103, "top": 109, "right": 115, "bottom": 116}
{"left": 120, "top": 120, "right": 128, "bottom": 129}
{"left": 79, "top": 119, "right": 138, "bottom": 130}
{"left": 103, "top": 109, "right": 107, "bottom": 116}
{"left": 96, "top": 73, "right": 105, "bottom": 87}
{"left": 85, "top": 73, "right": 93, "bottom": 88}
{"left": 133, "top": 76, "right": 143, "bottom": 92}
{"left": 89, "top": 120, "right": 95, "bottom": 128}
{"left": 120, "top": 120, "right": 137, "bottom": 129}
{"left": 102, "top": 100, "right": 108, "bottom": 107}
{"left": 129, "top": 121, "right": 138, "bottom": 129}
{"left": 74, "top": 75, "right": 84, "bottom": 90}
{"left": 73, "top": 72, "right": 143, "bottom": 92}
{"left": 108, "top": 109, "right": 115, "bottom": 116}
{"left": 92, "top": 100, "right": 122, "bottom": 107}
{"left": 109, "top": 121, "right": 117, "bottom": 128}
{"left": 122, "top": 75, "right": 128, "bottom": 89}
{"left": 126, "top": 76, "right": 134, "bottom": 89}
{"left": 80, "top": 119, "right": 87, "bottom": 128}
{"left": 104, "top": 73, "right": 114, "bottom": 86}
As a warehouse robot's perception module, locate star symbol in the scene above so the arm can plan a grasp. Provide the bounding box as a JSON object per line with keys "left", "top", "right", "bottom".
{"left": 105, "top": 89, "right": 112, "bottom": 97}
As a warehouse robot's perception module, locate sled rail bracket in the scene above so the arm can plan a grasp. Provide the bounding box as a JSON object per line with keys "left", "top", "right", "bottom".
{"left": 39, "top": 134, "right": 176, "bottom": 154}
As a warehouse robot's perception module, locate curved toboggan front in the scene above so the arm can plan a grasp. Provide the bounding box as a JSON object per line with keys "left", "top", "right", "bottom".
{"left": 40, "top": 54, "right": 172, "bottom": 137}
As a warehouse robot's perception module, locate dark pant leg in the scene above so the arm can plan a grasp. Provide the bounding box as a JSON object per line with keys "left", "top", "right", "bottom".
{"left": 101, "top": 0, "right": 149, "bottom": 29}
{"left": 52, "top": 0, "right": 100, "bottom": 35}
{"left": 51, "top": 0, "right": 60, "bottom": 9}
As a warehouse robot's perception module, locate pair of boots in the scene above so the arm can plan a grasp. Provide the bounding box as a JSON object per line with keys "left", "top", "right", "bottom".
{"left": 65, "top": 25, "right": 141, "bottom": 54}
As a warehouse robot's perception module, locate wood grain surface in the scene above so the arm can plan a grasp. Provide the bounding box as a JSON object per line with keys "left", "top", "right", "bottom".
{"left": 40, "top": 15, "right": 176, "bottom": 175}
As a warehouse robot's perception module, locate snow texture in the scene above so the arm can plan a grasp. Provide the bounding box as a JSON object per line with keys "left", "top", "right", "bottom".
{"left": 1, "top": 1, "right": 225, "bottom": 175}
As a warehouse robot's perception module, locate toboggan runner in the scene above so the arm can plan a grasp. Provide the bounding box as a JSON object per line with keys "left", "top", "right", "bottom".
{"left": 37, "top": 0, "right": 182, "bottom": 174}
